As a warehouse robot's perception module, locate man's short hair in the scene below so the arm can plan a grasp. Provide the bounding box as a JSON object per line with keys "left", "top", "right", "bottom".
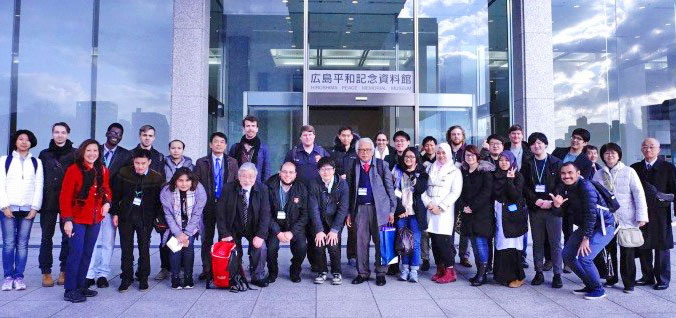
{"left": 487, "top": 134, "right": 507, "bottom": 145}
{"left": 107, "top": 123, "right": 124, "bottom": 134}
{"left": 337, "top": 126, "right": 353, "bottom": 135}
{"left": 242, "top": 115, "right": 259, "bottom": 127}
{"left": 139, "top": 124, "right": 155, "bottom": 135}
{"left": 133, "top": 148, "right": 152, "bottom": 160}
{"left": 527, "top": 132, "right": 548, "bottom": 146}
{"left": 561, "top": 162, "right": 579, "bottom": 171}
{"left": 168, "top": 139, "right": 185, "bottom": 149}
{"left": 52, "top": 122, "right": 71, "bottom": 134}
{"left": 508, "top": 124, "right": 523, "bottom": 134}
{"left": 317, "top": 157, "right": 336, "bottom": 170}
{"left": 422, "top": 136, "right": 437, "bottom": 146}
{"left": 210, "top": 132, "right": 228, "bottom": 143}
{"left": 571, "top": 128, "right": 591, "bottom": 143}
{"left": 239, "top": 162, "right": 258, "bottom": 175}
{"left": 392, "top": 130, "right": 410, "bottom": 142}
{"left": 300, "top": 125, "right": 315, "bottom": 135}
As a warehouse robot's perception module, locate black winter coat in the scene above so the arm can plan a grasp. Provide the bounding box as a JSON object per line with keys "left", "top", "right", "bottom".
{"left": 330, "top": 134, "right": 359, "bottom": 176}
{"left": 393, "top": 165, "right": 430, "bottom": 231}
{"left": 38, "top": 140, "right": 76, "bottom": 212}
{"left": 458, "top": 161, "right": 495, "bottom": 238}
{"left": 215, "top": 181, "right": 271, "bottom": 240}
{"left": 552, "top": 147, "right": 594, "bottom": 180}
{"left": 522, "top": 154, "right": 562, "bottom": 212}
{"left": 631, "top": 159, "right": 675, "bottom": 250}
{"left": 553, "top": 177, "right": 615, "bottom": 238}
{"left": 111, "top": 167, "right": 164, "bottom": 227}
{"left": 308, "top": 176, "right": 349, "bottom": 234}
{"left": 493, "top": 170, "right": 528, "bottom": 238}
{"left": 265, "top": 174, "right": 310, "bottom": 238}
{"left": 193, "top": 154, "right": 239, "bottom": 212}
{"left": 131, "top": 145, "right": 166, "bottom": 179}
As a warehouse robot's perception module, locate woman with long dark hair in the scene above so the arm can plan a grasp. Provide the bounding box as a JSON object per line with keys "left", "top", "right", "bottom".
{"left": 59, "top": 139, "right": 111, "bottom": 302}
{"left": 160, "top": 167, "right": 207, "bottom": 289}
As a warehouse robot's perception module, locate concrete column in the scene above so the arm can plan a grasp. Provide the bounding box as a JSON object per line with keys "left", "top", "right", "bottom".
{"left": 170, "top": 0, "right": 210, "bottom": 160}
{"left": 511, "top": 0, "right": 555, "bottom": 147}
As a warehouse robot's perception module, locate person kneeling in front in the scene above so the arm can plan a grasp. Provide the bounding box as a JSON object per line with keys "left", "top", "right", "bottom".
{"left": 215, "top": 163, "right": 271, "bottom": 288}
{"left": 555, "top": 162, "right": 615, "bottom": 300}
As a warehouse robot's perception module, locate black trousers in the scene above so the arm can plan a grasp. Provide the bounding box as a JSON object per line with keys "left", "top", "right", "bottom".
{"left": 119, "top": 222, "right": 152, "bottom": 281}
{"left": 347, "top": 220, "right": 357, "bottom": 260}
{"left": 305, "top": 225, "right": 320, "bottom": 271}
{"left": 430, "top": 233, "right": 453, "bottom": 268}
{"left": 267, "top": 233, "right": 307, "bottom": 278}
{"left": 38, "top": 210, "right": 68, "bottom": 274}
{"left": 315, "top": 228, "right": 342, "bottom": 274}
{"left": 562, "top": 214, "right": 574, "bottom": 246}
{"left": 593, "top": 235, "right": 618, "bottom": 281}
{"left": 158, "top": 231, "right": 171, "bottom": 270}
{"left": 619, "top": 246, "right": 637, "bottom": 289}
{"left": 639, "top": 248, "right": 671, "bottom": 285}
{"left": 201, "top": 206, "right": 217, "bottom": 275}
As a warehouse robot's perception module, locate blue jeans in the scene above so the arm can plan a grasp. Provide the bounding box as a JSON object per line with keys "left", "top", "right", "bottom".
{"left": 471, "top": 236, "right": 490, "bottom": 264}
{"left": 1, "top": 212, "right": 34, "bottom": 278}
{"left": 562, "top": 226, "right": 615, "bottom": 292}
{"left": 65, "top": 222, "right": 101, "bottom": 292}
{"left": 86, "top": 214, "right": 117, "bottom": 279}
{"left": 170, "top": 236, "right": 195, "bottom": 279}
{"left": 396, "top": 216, "right": 421, "bottom": 267}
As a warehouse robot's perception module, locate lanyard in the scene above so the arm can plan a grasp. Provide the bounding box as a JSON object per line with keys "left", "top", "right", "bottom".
{"left": 534, "top": 157, "right": 547, "bottom": 184}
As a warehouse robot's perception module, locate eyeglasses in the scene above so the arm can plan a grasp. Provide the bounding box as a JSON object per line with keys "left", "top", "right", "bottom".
{"left": 319, "top": 167, "right": 334, "bottom": 172}
{"left": 357, "top": 149, "right": 373, "bottom": 153}
{"left": 642, "top": 146, "right": 658, "bottom": 150}
{"left": 404, "top": 156, "right": 416, "bottom": 159}
{"left": 571, "top": 136, "right": 584, "bottom": 141}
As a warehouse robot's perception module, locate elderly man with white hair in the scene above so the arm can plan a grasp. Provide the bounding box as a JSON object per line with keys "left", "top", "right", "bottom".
{"left": 345, "top": 137, "right": 396, "bottom": 286}
{"left": 215, "top": 162, "right": 271, "bottom": 287}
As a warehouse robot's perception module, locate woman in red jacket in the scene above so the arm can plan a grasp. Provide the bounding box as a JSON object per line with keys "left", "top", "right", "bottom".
{"left": 59, "top": 139, "right": 111, "bottom": 303}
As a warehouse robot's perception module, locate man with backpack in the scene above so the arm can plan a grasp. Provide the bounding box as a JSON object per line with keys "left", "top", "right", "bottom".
{"left": 346, "top": 138, "right": 396, "bottom": 286}
{"left": 554, "top": 162, "right": 616, "bottom": 300}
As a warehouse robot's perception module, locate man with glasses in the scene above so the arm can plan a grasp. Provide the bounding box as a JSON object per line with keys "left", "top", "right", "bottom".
{"left": 631, "top": 138, "right": 675, "bottom": 290}
{"left": 84, "top": 123, "right": 131, "bottom": 289}
{"left": 265, "top": 162, "right": 310, "bottom": 283}
{"left": 346, "top": 138, "right": 396, "bottom": 286}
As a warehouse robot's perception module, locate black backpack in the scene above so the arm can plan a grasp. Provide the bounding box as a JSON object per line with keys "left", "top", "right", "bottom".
{"left": 4, "top": 153, "right": 38, "bottom": 174}
{"left": 590, "top": 180, "right": 620, "bottom": 213}
{"left": 226, "top": 246, "right": 254, "bottom": 293}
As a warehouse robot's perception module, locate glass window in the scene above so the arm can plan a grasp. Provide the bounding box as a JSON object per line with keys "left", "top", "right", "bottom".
{"left": 96, "top": 0, "right": 173, "bottom": 150}
{"left": 0, "top": 1, "right": 12, "bottom": 152}
{"left": 15, "top": 0, "right": 93, "bottom": 147}
{"left": 552, "top": 0, "right": 676, "bottom": 162}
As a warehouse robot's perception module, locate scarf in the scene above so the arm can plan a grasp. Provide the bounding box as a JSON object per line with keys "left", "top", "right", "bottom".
{"left": 601, "top": 162, "right": 622, "bottom": 193}
{"left": 236, "top": 135, "right": 261, "bottom": 166}
{"left": 78, "top": 163, "right": 102, "bottom": 201}
{"left": 49, "top": 139, "right": 74, "bottom": 161}
{"left": 173, "top": 189, "right": 195, "bottom": 226}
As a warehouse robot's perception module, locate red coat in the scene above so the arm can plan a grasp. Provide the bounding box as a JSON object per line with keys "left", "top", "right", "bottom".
{"left": 59, "top": 164, "right": 112, "bottom": 225}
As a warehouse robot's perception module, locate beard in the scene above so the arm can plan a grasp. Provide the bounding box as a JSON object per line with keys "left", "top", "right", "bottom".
{"left": 281, "top": 179, "right": 295, "bottom": 186}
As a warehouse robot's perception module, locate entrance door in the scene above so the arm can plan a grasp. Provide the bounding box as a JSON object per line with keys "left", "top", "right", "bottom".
{"left": 310, "top": 105, "right": 414, "bottom": 149}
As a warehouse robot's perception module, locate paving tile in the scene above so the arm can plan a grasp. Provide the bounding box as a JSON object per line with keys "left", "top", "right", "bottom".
{"left": 185, "top": 300, "right": 256, "bottom": 317}
{"left": 251, "top": 299, "right": 316, "bottom": 317}
{"left": 435, "top": 297, "right": 510, "bottom": 316}
{"left": 369, "top": 280, "right": 431, "bottom": 300}
{"left": 376, "top": 299, "right": 445, "bottom": 317}
{"left": 316, "top": 281, "right": 373, "bottom": 301}
{"left": 0, "top": 300, "right": 70, "bottom": 318}
{"left": 121, "top": 300, "right": 193, "bottom": 317}
{"left": 51, "top": 300, "right": 135, "bottom": 318}
{"left": 317, "top": 300, "right": 382, "bottom": 317}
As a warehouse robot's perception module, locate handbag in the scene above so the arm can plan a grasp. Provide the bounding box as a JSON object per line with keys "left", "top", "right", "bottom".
{"left": 395, "top": 226, "right": 414, "bottom": 257}
{"left": 379, "top": 226, "right": 398, "bottom": 266}
{"left": 617, "top": 227, "right": 644, "bottom": 247}
{"left": 454, "top": 210, "right": 463, "bottom": 235}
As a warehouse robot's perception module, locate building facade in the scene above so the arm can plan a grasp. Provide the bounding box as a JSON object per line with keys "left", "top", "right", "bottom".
{"left": 1, "top": 0, "right": 675, "bottom": 169}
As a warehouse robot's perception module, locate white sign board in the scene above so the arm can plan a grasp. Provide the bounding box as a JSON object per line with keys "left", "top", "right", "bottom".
{"left": 308, "top": 70, "right": 413, "bottom": 93}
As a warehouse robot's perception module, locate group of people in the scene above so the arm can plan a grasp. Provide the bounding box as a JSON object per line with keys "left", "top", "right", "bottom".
{"left": 0, "top": 116, "right": 673, "bottom": 304}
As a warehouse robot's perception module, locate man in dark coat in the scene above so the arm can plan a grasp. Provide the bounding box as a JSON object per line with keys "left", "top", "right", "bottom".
{"left": 265, "top": 162, "right": 309, "bottom": 283}
{"left": 112, "top": 149, "right": 165, "bottom": 292}
{"left": 631, "top": 138, "right": 675, "bottom": 290}
{"left": 330, "top": 126, "right": 359, "bottom": 177}
{"left": 215, "top": 163, "right": 271, "bottom": 288}
{"left": 194, "top": 132, "right": 238, "bottom": 280}
{"left": 86, "top": 122, "right": 132, "bottom": 288}
{"left": 383, "top": 130, "right": 419, "bottom": 170}
{"left": 228, "top": 115, "right": 271, "bottom": 182}
{"left": 38, "top": 122, "right": 77, "bottom": 287}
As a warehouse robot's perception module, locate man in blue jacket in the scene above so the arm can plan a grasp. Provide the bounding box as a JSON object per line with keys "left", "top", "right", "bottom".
{"left": 229, "top": 115, "right": 271, "bottom": 182}
{"left": 554, "top": 162, "right": 615, "bottom": 300}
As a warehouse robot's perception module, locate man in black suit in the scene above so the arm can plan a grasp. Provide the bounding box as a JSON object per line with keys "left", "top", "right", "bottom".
{"left": 551, "top": 127, "right": 594, "bottom": 273}
{"left": 194, "top": 132, "right": 239, "bottom": 280}
{"left": 265, "top": 162, "right": 309, "bottom": 283}
{"left": 216, "top": 163, "right": 271, "bottom": 288}
{"left": 84, "top": 123, "right": 132, "bottom": 288}
{"left": 631, "top": 137, "right": 675, "bottom": 290}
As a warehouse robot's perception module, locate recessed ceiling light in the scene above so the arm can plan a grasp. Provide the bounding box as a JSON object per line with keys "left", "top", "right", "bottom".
{"left": 291, "top": 45, "right": 296, "bottom": 48}
{"left": 639, "top": 6, "right": 645, "bottom": 9}
{"left": 282, "top": 0, "right": 288, "bottom": 3}
{"left": 573, "top": 4, "right": 580, "bottom": 8}
{"left": 666, "top": 23, "right": 672, "bottom": 26}
{"left": 342, "top": 45, "right": 347, "bottom": 48}
{"left": 348, "top": 17, "right": 354, "bottom": 21}
{"left": 285, "top": 16, "right": 290, "bottom": 20}
{"left": 352, "top": 0, "right": 358, "bottom": 4}
{"left": 634, "top": 35, "right": 640, "bottom": 38}
{"left": 345, "top": 31, "right": 351, "bottom": 34}
{"left": 288, "top": 30, "right": 293, "bottom": 33}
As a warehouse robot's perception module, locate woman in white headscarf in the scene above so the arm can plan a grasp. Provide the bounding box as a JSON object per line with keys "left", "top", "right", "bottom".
{"left": 421, "top": 143, "right": 463, "bottom": 284}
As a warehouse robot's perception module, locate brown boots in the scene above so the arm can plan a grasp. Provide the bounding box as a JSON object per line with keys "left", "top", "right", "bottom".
{"left": 42, "top": 274, "right": 54, "bottom": 287}
{"left": 57, "top": 272, "right": 65, "bottom": 285}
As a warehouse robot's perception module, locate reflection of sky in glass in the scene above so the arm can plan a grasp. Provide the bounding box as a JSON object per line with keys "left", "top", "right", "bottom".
{"left": 11, "top": 0, "right": 172, "bottom": 150}
{"left": 0, "top": 1, "right": 12, "bottom": 152}
{"left": 553, "top": 0, "right": 676, "bottom": 161}
{"left": 15, "top": 0, "right": 93, "bottom": 146}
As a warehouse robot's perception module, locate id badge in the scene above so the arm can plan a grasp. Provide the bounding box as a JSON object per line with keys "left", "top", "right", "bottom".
{"left": 535, "top": 184, "right": 546, "bottom": 193}
{"left": 133, "top": 197, "right": 142, "bottom": 206}
{"left": 358, "top": 187, "right": 368, "bottom": 196}
{"left": 394, "top": 189, "right": 402, "bottom": 199}
{"left": 277, "top": 211, "right": 286, "bottom": 220}
{"left": 507, "top": 204, "right": 518, "bottom": 212}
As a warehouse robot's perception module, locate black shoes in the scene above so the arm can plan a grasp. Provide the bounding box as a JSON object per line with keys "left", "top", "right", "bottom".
{"left": 64, "top": 290, "right": 86, "bottom": 303}
{"left": 552, "top": 274, "right": 563, "bottom": 289}
{"left": 118, "top": 279, "right": 132, "bottom": 293}
{"left": 171, "top": 277, "right": 182, "bottom": 290}
{"left": 460, "top": 258, "right": 472, "bottom": 268}
{"left": 198, "top": 272, "right": 209, "bottom": 281}
{"left": 183, "top": 276, "right": 194, "bottom": 289}
{"left": 542, "top": 260, "right": 553, "bottom": 272}
{"left": 79, "top": 287, "right": 98, "bottom": 297}
{"left": 351, "top": 276, "right": 368, "bottom": 285}
{"left": 251, "top": 279, "right": 269, "bottom": 288}
{"left": 471, "top": 264, "right": 487, "bottom": 287}
{"left": 139, "top": 279, "right": 149, "bottom": 291}
{"left": 376, "top": 276, "right": 386, "bottom": 286}
{"left": 420, "top": 260, "right": 430, "bottom": 272}
{"left": 386, "top": 264, "right": 398, "bottom": 276}
{"left": 531, "top": 272, "right": 544, "bottom": 286}
{"left": 636, "top": 277, "right": 655, "bottom": 286}
{"left": 290, "top": 274, "right": 301, "bottom": 283}
{"left": 562, "top": 265, "right": 572, "bottom": 274}
{"left": 84, "top": 278, "right": 95, "bottom": 288}
{"left": 96, "top": 277, "right": 109, "bottom": 288}
{"left": 654, "top": 284, "right": 669, "bottom": 290}
{"left": 267, "top": 275, "right": 277, "bottom": 284}
{"left": 603, "top": 277, "right": 618, "bottom": 287}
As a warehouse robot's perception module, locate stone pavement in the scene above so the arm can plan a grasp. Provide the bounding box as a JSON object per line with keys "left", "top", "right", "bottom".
{"left": 1, "top": 219, "right": 676, "bottom": 317}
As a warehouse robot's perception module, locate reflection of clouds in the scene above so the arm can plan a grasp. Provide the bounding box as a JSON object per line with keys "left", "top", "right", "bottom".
{"left": 432, "top": 8, "right": 488, "bottom": 63}
{"left": 17, "top": 72, "right": 88, "bottom": 116}
{"left": 552, "top": 0, "right": 633, "bottom": 45}
{"left": 553, "top": 59, "right": 610, "bottom": 103}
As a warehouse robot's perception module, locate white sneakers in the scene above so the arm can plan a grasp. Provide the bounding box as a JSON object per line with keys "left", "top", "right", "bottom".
{"left": 2, "top": 277, "right": 26, "bottom": 291}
